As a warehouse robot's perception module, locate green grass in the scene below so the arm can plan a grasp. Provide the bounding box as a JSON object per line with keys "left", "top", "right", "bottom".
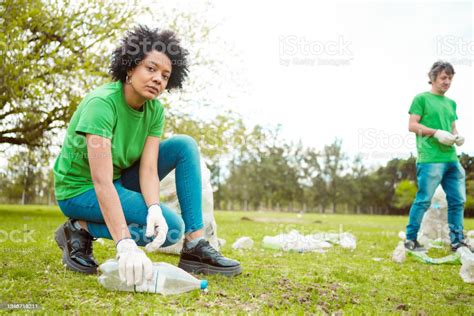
{"left": 0, "top": 204, "right": 473, "bottom": 315}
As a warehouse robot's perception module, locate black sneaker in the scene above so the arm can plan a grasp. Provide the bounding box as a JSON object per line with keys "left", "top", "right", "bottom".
{"left": 178, "top": 239, "right": 241, "bottom": 276}
{"left": 451, "top": 239, "right": 474, "bottom": 252}
{"left": 54, "top": 219, "right": 98, "bottom": 274}
{"left": 404, "top": 239, "right": 426, "bottom": 252}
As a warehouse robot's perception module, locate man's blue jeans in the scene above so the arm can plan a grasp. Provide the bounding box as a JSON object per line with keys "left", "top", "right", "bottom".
{"left": 57, "top": 135, "right": 204, "bottom": 247}
{"left": 406, "top": 162, "right": 466, "bottom": 244}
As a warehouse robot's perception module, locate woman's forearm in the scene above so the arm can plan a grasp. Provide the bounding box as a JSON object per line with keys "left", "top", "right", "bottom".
{"left": 94, "top": 182, "right": 130, "bottom": 243}
{"left": 140, "top": 170, "right": 160, "bottom": 208}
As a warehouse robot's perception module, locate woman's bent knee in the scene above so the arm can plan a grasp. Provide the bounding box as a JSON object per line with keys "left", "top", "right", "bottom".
{"left": 172, "top": 134, "right": 199, "bottom": 152}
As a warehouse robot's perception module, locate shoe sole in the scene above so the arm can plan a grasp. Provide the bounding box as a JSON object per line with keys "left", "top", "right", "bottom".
{"left": 178, "top": 259, "right": 241, "bottom": 277}
{"left": 54, "top": 225, "right": 98, "bottom": 275}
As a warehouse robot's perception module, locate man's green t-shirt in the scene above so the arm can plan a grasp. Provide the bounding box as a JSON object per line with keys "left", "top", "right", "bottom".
{"left": 53, "top": 81, "right": 165, "bottom": 200}
{"left": 409, "top": 91, "right": 458, "bottom": 163}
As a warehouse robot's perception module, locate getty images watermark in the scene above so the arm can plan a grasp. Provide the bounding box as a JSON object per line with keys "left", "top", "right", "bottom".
{"left": 279, "top": 35, "right": 354, "bottom": 67}
{"left": 436, "top": 35, "right": 473, "bottom": 66}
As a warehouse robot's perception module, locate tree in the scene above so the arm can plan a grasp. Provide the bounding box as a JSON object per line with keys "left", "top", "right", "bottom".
{"left": 2, "top": 146, "right": 51, "bottom": 204}
{"left": 392, "top": 180, "right": 417, "bottom": 210}
{"left": 322, "top": 139, "right": 346, "bottom": 213}
{"left": 459, "top": 153, "right": 474, "bottom": 180}
{"left": 1, "top": 0, "right": 138, "bottom": 146}
{"left": 339, "top": 155, "right": 367, "bottom": 213}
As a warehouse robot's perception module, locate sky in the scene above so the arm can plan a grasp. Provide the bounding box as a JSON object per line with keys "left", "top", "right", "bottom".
{"left": 204, "top": 0, "right": 473, "bottom": 166}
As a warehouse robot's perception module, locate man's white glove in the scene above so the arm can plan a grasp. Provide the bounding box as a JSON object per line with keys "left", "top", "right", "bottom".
{"left": 455, "top": 135, "right": 465, "bottom": 146}
{"left": 433, "top": 130, "right": 456, "bottom": 146}
{"left": 116, "top": 238, "right": 153, "bottom": 286}
{"left": 144, "top": 204, "right": 168, "bottom": 252}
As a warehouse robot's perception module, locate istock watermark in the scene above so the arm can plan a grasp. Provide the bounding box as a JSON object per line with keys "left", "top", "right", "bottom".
{"left": 435, "top": 35, "right": 473, "bottom": 66}
{"left": 356, "top": 128, "right": 423, "bottom": 160}
{"left": 0, "top": 225, "right": 36, "bottom": 243}
{"left": 358, "top": 128, "right": 416, "bottom": 151}
{"left": 279, "top": 35, "right": 354, "bottom": 67}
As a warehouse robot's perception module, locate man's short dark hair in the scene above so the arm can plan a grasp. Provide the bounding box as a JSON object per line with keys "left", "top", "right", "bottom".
{"left": 428, "top": 61, "right": 455, "bottom": 84}
{"left": 109, "top": 25, "right": 189, "bottom": 90}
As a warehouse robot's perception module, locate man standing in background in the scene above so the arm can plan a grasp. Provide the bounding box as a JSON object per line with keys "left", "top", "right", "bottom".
{"left": 405, "top": 61, "right": 472, "bottom": 252}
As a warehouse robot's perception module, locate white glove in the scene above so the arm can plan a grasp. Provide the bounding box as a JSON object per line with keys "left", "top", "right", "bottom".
{"left": 144, "top": 204, "right": 168, "bottom": 252}
{"left": 116, "top": 238, "right": 152, "bottom": 286}
{"left": 455, "top": 135, "right": 465, "bottom": 146}
{"left": 433, "top": 130, "right": 456, "bottom": 146}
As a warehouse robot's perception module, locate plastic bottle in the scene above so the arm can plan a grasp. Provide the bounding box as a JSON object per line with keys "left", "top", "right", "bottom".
{"left": 392, "top": 241, "right": 406, "bottom": 263}
{"left": 339, "top": 233, "right": 357, "bottom": 250}
{"left": 232, "top": 236, "right": 254, "bottom": 249}
{"left": 98, "top": 259, "right": 208, "bottom": 295}
{"left": 262, "top": 235, "right": 284, "bottom": 250}
{"left": 262, "top": 231, "right": 331, "bottom": 253}
{"left": 457, "top": 246, "right": 474, "bottom": 283}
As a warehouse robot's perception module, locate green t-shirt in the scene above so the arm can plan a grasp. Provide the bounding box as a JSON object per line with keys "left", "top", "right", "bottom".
{"left": 408, "top": 91, "right": 458, "bottom": 163}
{"left": 53, "top": 81, "right": 165, "bottom": 200}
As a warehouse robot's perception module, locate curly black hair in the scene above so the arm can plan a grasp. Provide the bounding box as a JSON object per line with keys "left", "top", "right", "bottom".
{"left": 110, "top": 25, "right": 189, "bottom": 90}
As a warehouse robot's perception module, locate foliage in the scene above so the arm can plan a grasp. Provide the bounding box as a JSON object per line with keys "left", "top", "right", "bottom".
{"left": 0, "top": 146, "right": 53, "bottom": 204}
{"left": 392, "top": 180, "right": 417, "bottom": 210}
{"left": 0, "top": 0, "right": 138, "bottom": 146}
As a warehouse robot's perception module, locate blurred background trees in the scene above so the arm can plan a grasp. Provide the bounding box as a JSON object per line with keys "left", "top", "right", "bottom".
{"left": 1, "top": 0, "right": 473, "bottom": 216}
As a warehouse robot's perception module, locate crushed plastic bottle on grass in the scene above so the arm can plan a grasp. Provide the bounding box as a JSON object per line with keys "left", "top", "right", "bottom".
{"left": 262, "top": 230, "right": 356, "bottom": 253}
{"left": 457, "top": 246, "right": 474, "bottom": 283}
{"left": 392, "top": 241, "right": 406, "bottom": 263}
{"left": 232, "top": 236, "right": 254, "bottom": 249}
{"left": 98, "top": 259, "right": 208, "bottom": 295}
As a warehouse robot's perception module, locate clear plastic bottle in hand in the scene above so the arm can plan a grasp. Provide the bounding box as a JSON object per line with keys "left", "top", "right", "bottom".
{"left": 98, "top": 259, "right": 208, "bottom": 295}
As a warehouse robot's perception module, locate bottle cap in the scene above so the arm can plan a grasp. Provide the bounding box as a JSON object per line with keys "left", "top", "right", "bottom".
{"left": 200, "top": 280, "right": 208, "bottom": 290}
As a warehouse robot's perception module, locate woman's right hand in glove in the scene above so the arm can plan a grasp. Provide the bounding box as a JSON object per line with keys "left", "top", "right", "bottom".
{"left": 116, "top": 238, "right": 153, "bottom": 286}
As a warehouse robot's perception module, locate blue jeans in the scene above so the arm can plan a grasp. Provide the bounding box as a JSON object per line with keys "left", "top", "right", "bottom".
{"left": 406, "top": 162, "right": 466, "bottom": 243}
{"left": 57, "top": 135, "right": 204, "bottom": 247}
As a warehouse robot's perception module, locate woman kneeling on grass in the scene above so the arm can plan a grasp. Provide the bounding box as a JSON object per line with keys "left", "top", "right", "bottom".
{"left": 52, "top": 25, "right": 241, "bottom": 286}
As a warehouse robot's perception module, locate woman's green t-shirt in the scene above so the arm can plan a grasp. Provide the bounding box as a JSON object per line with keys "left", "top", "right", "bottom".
{"left": 53, "top": 81, "right": 165, "bottom": 200}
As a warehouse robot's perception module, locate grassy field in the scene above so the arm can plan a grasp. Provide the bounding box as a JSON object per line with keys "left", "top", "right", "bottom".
{"left": 0, "top": 204, "right": 473, "bottom": 315}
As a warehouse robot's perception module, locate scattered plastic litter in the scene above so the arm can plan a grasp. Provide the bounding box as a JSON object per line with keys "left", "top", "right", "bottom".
{"left": 407, "top": 250, "right": 460, "bottom": 265}
{"left": 457, "top": 246, "right": 474, "bottom": 283}
{"left": 392, "top": 186, "right": 474, "bottom": 283}
{"left": 262, "top": 230, "right": 355, "bottom": 253}
{"left": 417, "top": 186, "right": 451, "bottom": 248}
{"left": 398, "top": 231, "right": 406, "bottom": 240}
{"left": 232, "top": 237, "right": 254, "bottom": 249}
{"left": 217, "top": 238, "right": 226, "bottom": 247}
{"left": 392, "top": 241, "right": 406, "bottom": 263}
{"left": 339, "top": 233, "right": 357, "bottom": 250}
